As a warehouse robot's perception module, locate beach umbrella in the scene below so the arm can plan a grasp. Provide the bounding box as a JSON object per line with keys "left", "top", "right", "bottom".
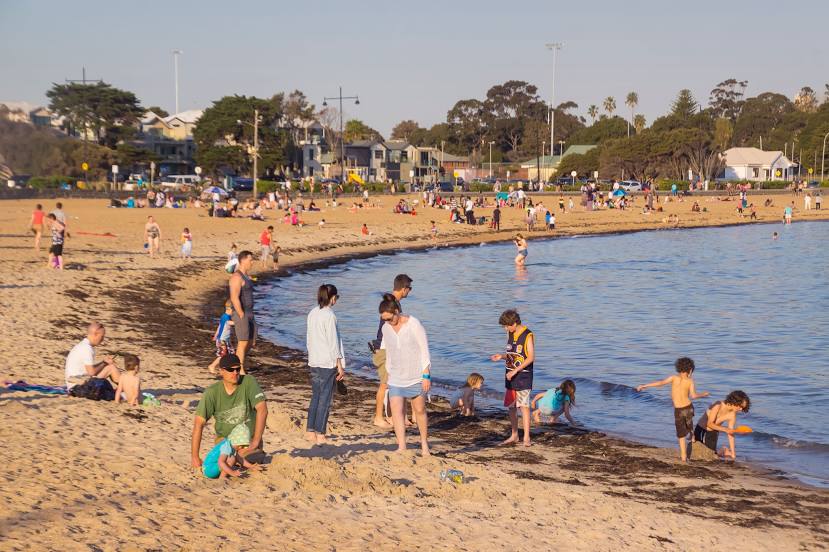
{"left": 612, "top": 188, "right": 626, "bottom": 197}
{"left": 202, "top": 186, "right": 228, "bottom": 196}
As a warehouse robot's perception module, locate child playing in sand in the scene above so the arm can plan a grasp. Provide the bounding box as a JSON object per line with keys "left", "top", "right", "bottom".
{"left": 208, "top": 301, "right": 235, "bottom": 374}
{"left": 114, "top": 353, "right": 141, "bottom": 406}
{"left": 531, "top": 379, "right": 577, "bottom": 425}
{"left": 202, "top": 424, "right": 260, "bottom": 479}
{"left": 450, "top": 373, "right": 484, "bottom": 416}
{"left": 361, "top": 223, "right": 370, "bottom": 236}
{"left": 181, "top": 228, "right": 193, "bottom": 259}
{"left": 430, "top": 220, "right": 438, "bottom": 243}
{"left": 693, "top": 391, "right": 751, "bottom": 461}
{"left": 636, "top": 357, "right": 710, "bottom": 462}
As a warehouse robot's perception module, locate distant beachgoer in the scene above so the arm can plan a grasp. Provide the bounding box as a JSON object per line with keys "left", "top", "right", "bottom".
{"left": 208, "top": 301, "right": 235, "bottom": 374}
{"left": 784, "top": 204, "right": 793, "bottom": 224}
{"left": 229, "top": 251, "right": 256, "bottom": 374}
{"left": 490, "top": 309, "right": 534, "bottom": 447}
{"left": 30, "top": 204, "right": 45, "bottom": 251}
{"left": 259, "top": 226, "right": 274, "bottom": 269}
{"left": 815, "top": 192, "right": 822, "bottom": 210}
{"left": 558, "top": 196, "right": 565, "bottom": 212}
{"left": 370, "top": 274, "right": 412, "bottom": 428}
{"left": 773, "top": 232, "right": 779, "bottom": 240}
{"left": 694, "top": 391, "right": 751, "bottom": 460}
{"left": 305, "top": 284, "right": 346, "bottom": 445}
{"left": 449, "top": 373, "right": 484, "bottom": 417}
{"left": 636, "top": 357, "right": 709, "bottom": 463}
{"left": 144, "top": 216, "right": 161, "bottom": 257}
{"left": 361, "top": 223, "right": 370, "bottom": 236}
{"left": 532, "top": 379, "right": 577, "bottom": 425}
{"left": 180, "top": 227, "right": 192, "bottom": 259}
{"left": 568, "top": 198, "right": 574, "bottom": 211}
{"left": 191, "top": 354, "right": 268, "bottom": 469}
{"left": 51, "top": 202, "right": 67, "bottom": 227}
{"left": 114, "top": 353, "right": 141, "bottom": 406}
{"left": 64, "top": 322, "right": 121, "bottom": 390}
{"left": 804, "top": 193, "right": 812, "bottom": 211}
{"left": 430, "top": 220, "right": 438, "bottom": 243}
{"left": 46, "top": 213, "right": 65, "bottom": 269}
{"left": 513, "top": 234, "right": 528, "bottom": 265}
{"left": 379, "top": 293, "right": 432, "bottom": 456}
{"left": 492, "top": 205, "right": 501, "bottom": 231}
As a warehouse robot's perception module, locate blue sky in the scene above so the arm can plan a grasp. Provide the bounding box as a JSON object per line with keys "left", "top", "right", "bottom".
{"left": 1, "top": 0, "right": 827, "bottom": 137}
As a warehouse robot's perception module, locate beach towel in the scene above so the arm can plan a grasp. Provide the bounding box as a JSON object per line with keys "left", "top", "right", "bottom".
{"left": 4, "top": 380, "right": 67, "bottom": 395}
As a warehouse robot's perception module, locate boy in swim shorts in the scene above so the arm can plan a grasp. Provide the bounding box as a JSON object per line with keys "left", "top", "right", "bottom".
{"left": 637, "top": 357, "right": 709, "bottom": 462}
{"left": 694, "top": 391, "right": 751, "bottom": 460}
{"left": 490, "top": 309, "right": 534, "bottom": 447}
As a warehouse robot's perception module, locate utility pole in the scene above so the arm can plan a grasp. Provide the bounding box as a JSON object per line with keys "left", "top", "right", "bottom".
{"left": 172, "top": 50, "right": 182, "bottom": 115}
{"left": 489, "top": 141, "right": 495, "bottom": 179}
{"left": 253, "top": 108, "right": 259, "bottom": 198}
{"left": 545, "top": 42, "right": 562, "bottom": 157}
{"left": 65, "top": 67, "right": 103, "bottom": 184}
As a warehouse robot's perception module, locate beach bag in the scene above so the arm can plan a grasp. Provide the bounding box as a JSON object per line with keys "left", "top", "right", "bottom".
{"left": 69, "top": 378, "right": 115, "bottom": 401}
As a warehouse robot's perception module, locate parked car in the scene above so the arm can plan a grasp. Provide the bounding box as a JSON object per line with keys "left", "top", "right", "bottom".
{"left": 806, "top": 180, "right": 820, "bottom": 189}
{"left": 160, "top": 174, "right": 201, "bottom": 190}
{"left": 227, "top": 177, "right": 253, "bottom": 192}
{"left": 618, "top": 180, "right": 643, "bottom": 192}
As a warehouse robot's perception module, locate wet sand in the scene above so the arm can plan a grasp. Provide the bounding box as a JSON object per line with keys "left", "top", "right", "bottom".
{"left": 1, "top": 193, "right": 827, "bottom": 551}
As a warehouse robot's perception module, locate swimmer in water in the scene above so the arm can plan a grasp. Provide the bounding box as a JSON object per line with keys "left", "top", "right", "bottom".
{"left": 772, "top": 232, "right": 779, "bottom": 240}
{"left": 513, "top": 234, "right": 528, "bottom": 266}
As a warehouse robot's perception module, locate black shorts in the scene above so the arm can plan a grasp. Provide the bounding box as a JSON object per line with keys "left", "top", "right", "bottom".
{"left": 49, "top": 243, "right": 64, "bottom": 256}
{"left": 674, "top": 404, "right": 694, "bottom": 438}
{"left": 694, "top": 424, "right": 719, "bottom": 451}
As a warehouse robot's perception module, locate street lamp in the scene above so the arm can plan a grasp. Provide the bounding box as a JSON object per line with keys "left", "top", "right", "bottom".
{"left": 488, "top": 141, "right": 495, "bottom": 179}
{"left": 172, "top": 49, "right": 182, "bottom": 115}
{"left": 237, "top": 109, "right": 262, "bottom": 198}
{"left": 822, "top": 131, "right": 829, "bottom": 182}
{"left": 545, "top": 42, "right": 562, "bottom": 158}
{"left": 323, "top": 86, "right": 360, "bottom": 185}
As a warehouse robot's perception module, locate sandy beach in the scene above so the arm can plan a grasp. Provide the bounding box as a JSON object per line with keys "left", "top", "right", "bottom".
{"left": 1, "top": 192, "right": 827, "bottom": 551}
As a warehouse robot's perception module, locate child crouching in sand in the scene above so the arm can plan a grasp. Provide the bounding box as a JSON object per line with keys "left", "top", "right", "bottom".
{"left": 531, "top": 379, "right": 577, "bottom": 425}
{"left": 694, "top": 391, "right": 751, "bottom": 461}
{"left": 450, "top": 373, "right": 484, "bottom": 416}
{"left": 114, "top": 353, "right": 141, "bottom": 406}
{"left": 202, "top": 424, "right": 261, "bottom": 479}
{"left": 636, "top": 357, "right": 709, "bottom": 463}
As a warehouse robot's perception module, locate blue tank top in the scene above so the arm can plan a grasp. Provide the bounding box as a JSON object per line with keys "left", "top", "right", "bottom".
{"left": 505, "top": 327, "right": 533, "bottom": 391}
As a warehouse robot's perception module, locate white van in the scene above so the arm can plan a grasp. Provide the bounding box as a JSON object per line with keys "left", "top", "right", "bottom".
{"left": 160, "top": 174, "right": 200, "bottom": 190}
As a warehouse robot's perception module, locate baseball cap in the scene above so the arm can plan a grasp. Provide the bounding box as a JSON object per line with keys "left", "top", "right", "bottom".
{"left": 219, "top": 354, "right": 242, "bottom": 370}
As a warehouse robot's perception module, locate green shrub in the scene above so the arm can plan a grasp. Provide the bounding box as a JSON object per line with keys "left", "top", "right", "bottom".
{"left": 28, "top": 176, "right": 77, "bottom": 189}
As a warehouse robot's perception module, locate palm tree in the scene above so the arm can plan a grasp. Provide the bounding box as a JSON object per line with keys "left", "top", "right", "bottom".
{"left": 603, "top": 96, "right": 616, "bottom": 117}
{"left": 587, "top": 104, "right": 599, "bottom": 124}
{"left": 633, "top": 114, "right": 646, "bottom": 134}
{"left": 625, "top": 91, "right": 638, "bottom": 137}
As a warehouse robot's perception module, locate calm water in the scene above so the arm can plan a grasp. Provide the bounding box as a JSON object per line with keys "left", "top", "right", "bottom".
{"left": 256, "top": 221, "right": 829, "bottom": 486}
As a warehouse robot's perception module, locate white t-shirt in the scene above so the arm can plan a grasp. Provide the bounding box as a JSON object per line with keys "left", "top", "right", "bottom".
{"left": 465, "top": 199, "right": 473, "bottom": 212}
{"left": 380, "top": 316, "right": 431, "bottom": 388}
{"left": 65, "top": 338, "right": 94, "bottom": 388}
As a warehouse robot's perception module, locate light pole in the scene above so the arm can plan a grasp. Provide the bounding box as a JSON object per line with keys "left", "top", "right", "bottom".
{"left": 237, "top": 109, "right": 262, "bottom": 198}
{"left": 172, "top": 49, "right": 182, "bottom": 115}
{"left": 545, "top": 42, "right": 562, "bottom": 157}
{"left": 488, "top": 141, "right": 495, "bottom": 179}
{"left": 822, "top": 131, "right": 829, "bottom": 182}
{"left": 323, "top": 86, "right": 360, "bottom": 184}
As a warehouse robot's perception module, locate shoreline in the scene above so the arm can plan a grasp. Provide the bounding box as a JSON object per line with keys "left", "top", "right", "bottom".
{"left": 2, "top": 196, "right": 828, "bottom": 550}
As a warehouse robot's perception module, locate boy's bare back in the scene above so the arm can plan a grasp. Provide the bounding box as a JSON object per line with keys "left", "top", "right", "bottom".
{"left": 670, "top": 375, "right": 694, "bottom": 408}
{"left": 119, "top": 372, "right": 141, "bottom": 406}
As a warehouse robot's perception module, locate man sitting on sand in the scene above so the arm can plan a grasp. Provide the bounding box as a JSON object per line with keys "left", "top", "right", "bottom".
{"left": 64, "top": 322, "right": 121, "bottom": 390}
{"left": 191, "top": 354, "right": 268, "bottom": 468}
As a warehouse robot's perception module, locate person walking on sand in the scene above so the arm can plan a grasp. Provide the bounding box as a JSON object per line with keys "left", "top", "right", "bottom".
{"left": 64, "top": 322, "right": 121, "bottom": 390}
{"left": 379, "top": 293, "right": 432, "bottom": 456}
{"left": 229, "top": 251, "right": 256, "bottom": 374}
{"left": 180, "top": 227, "right": 193, "bottom": 260}
{"left": 30, "top": 204, "right": 45, "bottom": 251}
{"left": 305, "top": 284, "right": 346, "bottom": 445}
{"left": 490, "top": 309, "right": 534, "bottom": 447}
{"left": 45, "top": 213, "right": 66, "bottom": 269}
{"left": 259, "top": 226, "right": 274, "bottom": 269}
{"left": 144, "top": 216, "right": 161, "bottom": 257}
{"left": 370, "top": 274, "right": 413, "bottom": 429}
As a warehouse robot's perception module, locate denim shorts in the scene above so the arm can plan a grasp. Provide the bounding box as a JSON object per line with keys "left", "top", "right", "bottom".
{"left": 388, "top": 383, "right": 423, "bottom": 399}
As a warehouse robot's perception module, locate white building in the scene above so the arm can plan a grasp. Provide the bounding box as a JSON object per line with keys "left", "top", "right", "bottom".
{"left": 722, "top": 147, "right": 794, "bottom": 181}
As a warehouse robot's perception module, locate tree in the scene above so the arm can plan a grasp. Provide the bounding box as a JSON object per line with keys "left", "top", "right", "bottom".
{"left": 344, "top": 119, "right": 382, "bottom": 142}
{"left": 671, "top": 89, "right": 699, "bottom": 119}
{"left": 732, "top": 92, "right": 793, "bottom": 147}
{"left": 603, "top": 96, "right": 616, "bottom": 116}
{"left": 714, "top": 118, "right": 733, "bottom": 151}
{"left": 282, "top": 90, "right": 315, "bottom": 144}
{"left": 709, "top": 78, "right": 748, "bottom": 120}
{"left": 568, "top": 116, "right": 627, "bottom": 145}
{"left": 391, "top": 120, "right": 422, "bottom": 142}
{"left": 47, "top": 81, "right": 144, "bottom": 148}
{"left": 145, "top": 106, "right": 169, "bottom": 118}
{"left": 794, "top": 86, "right": 818, "bottom": 113}
{"left": 446, "top": 99, "right": 488, "bottom": 155}
{"left": 633, "top": 114, "right": 647, "bottom": 134}
{"left": 625, "top": 92, "right": 639, "bottom": 136}
{"left": 557, "top": 146, "right": 600, "bottom": 176}
{"left": 193, "top": 94, "right": 291, "bottom": 177}
{"left": 587, "top": 104, "right": 599, "bottom": 123}
{"left": 483, "top": 80, "right": 547, "bottom": 156}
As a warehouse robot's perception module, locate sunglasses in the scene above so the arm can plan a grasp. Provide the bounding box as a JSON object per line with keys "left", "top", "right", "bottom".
{"left": 222, "top": 366, "right": 241, "bottom": 373}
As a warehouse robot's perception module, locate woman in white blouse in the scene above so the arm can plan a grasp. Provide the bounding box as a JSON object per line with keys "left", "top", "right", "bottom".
{"left": 305, "top": 284, "right": 345, "bottom": 445}
{"left": 379, "top": 293, "right": 432, "bottom": 456}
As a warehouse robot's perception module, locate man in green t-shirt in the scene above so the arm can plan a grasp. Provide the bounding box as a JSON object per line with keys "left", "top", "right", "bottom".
{"left": 191, "top": 354, "right": 268, "bottom": 468}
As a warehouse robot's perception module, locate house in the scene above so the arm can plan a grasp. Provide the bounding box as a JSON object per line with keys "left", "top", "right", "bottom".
{"left": 383, "top": 141, "right": 410, "bottom": 183}
{"left": 520, "top": 155, "right": 561, "bottom": 182}
{"left": 406, "top": 145, "right": 441, "bottom": 185}
{"left": 136, "top": 109, "right": 203, "bottom": 176}
{"left": 721, "top": 147, "right": 794, "bottom": 181}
